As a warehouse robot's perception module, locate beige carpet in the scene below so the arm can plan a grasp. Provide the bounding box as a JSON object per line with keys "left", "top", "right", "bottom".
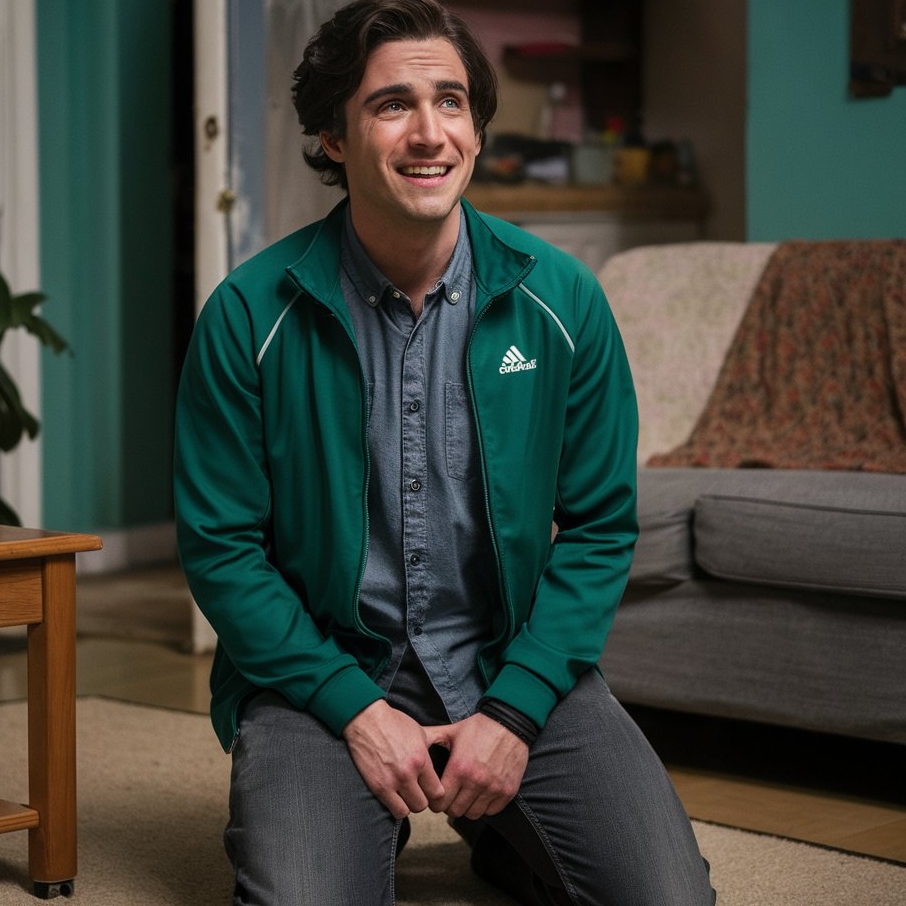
{"left": 0, "top": 699, "right": 903, "bottom": 905}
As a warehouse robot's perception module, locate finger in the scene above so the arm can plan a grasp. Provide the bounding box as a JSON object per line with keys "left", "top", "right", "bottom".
{"left": 415, "top": 761, "right": 445, "bottom": 809}
{"left": 399, "top": 784, "right": 429, "bottom": 815}
{"left": 435, "top": 764, "right": 476, "bottom": 817}
{"left": 439, "top": 766, "right": 519, "bottom": 819}
{"left": 481, "top": 790, "right": 514, "bottom": 817}
{"left": 446, "top": 785, "right": 493, "bottom": 821}
{"left": 422, "top": 725, "right": 452, "bottom": 749}
{"left": 466, "top": 787, "right": 516, "bottom": 820}
{"left": 431, "top": 772, "right": 460, "bottom": 814}
{"left": 363, "top": 767, "right": 425, "bottom": 819}
{"left": 379, "top": 789, "right": 413, "bottom": 821}
{"left": 393, "top": 757, "right": 443, "bottom": 815}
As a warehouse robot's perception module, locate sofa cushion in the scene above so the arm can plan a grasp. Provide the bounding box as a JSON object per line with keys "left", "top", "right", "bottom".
{"left": 634, "top": 468, "right": 906, "bottom": 596}
{"left": 629, "top": 509, "right": 694, "bottom": 585}
{"left": 694, "top": 490, "right": 906, "bottom": 600}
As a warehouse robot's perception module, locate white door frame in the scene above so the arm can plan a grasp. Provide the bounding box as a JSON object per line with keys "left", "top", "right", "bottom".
{"left": 0, "top": 0, "right": 42, "bottom": 529}
{"left": 189, "top": 0, "right": 232, "bottom": 653}
{"left": 194, "top": 0, "right": 231, "bottom": 314}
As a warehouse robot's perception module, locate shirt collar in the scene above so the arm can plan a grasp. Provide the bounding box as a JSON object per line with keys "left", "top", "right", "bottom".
{"left": 341, "top": 207, "right": 472, "bottom": 310}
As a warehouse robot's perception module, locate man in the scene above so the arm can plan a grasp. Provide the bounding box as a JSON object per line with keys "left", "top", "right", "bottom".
{"left": 174, "top": 1, "right": 715, "bottom": 903}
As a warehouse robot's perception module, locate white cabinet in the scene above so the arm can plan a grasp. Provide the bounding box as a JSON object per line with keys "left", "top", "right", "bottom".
{"left": 511, "top": 214, "right": 702, "bottom": 272}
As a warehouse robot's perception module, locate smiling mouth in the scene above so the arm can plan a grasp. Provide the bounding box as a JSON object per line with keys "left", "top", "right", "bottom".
{"left": 400, "top": 165, "right": 450, "bottom": 177}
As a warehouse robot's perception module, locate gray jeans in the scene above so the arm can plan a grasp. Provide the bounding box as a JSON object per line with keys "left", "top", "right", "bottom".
{"left": 225, "top": 671, "right": 715, "bottom": 905}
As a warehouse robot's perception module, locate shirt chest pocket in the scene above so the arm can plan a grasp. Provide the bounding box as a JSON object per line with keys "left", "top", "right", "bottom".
{"left": 445, "top": 382, "right": 479, "bottom": 482}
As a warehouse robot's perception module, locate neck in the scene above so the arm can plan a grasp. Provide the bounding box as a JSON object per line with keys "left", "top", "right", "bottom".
{"left": 349, "top": 205, "right": 462, "bottom": 310}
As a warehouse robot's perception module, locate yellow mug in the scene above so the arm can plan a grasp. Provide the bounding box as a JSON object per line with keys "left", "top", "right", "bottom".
{"left": 614, "top": 147, "right": 651, "bottom": 186}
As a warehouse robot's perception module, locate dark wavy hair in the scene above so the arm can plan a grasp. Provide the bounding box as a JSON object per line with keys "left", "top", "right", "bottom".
{"left": 292, "top": 0, "right": 497, "bottom": 190}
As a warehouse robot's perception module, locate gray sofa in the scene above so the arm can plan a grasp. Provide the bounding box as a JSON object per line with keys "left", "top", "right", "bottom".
{"left": 595, "top": 242, "right": 906, "bottom": 745}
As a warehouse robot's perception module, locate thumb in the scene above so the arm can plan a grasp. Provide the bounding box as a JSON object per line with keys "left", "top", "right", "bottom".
{"left": 422, "top": 724, "right": 454, "bottom": 749}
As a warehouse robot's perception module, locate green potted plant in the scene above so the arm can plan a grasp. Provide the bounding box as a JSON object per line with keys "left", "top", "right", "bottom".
{"left": 0, "top": 267, "right": 70, "bottom": 525}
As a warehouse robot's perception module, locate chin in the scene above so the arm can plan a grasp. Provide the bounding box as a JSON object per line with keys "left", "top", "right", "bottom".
{"left": 405, "top": 195, "right": 462, "bottom": 222}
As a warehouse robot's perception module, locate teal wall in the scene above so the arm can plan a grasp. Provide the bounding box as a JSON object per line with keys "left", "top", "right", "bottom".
{"left": 747, "top": 0, "right": 906, "bottom": 240}
{"left": 37, "top": 0, "right": 174, "bottom": 533}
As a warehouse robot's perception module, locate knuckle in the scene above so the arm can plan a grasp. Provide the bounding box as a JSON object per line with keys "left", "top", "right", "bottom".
{"left": 402, "top": 752, "right": 428, "bottom": 777}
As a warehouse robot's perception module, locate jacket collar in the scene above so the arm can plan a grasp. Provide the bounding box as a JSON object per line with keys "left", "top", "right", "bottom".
{"left": 284, "top": 197, "right": 537, "bottom": 326}
{"left": 460, "top": 199, "right": 538, "bottom": 309}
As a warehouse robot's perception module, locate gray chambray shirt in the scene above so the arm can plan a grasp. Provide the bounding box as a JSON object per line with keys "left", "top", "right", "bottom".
{"left": 340, "top": 208, "right": 498, "bottom": 724}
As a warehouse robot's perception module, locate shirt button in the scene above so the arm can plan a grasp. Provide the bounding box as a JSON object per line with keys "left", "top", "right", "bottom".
{"left": 367, "top": 294, "right": 377, "bottom": 306}
{"left": 409, "top": 554, "right": 420, "bottom": 565}
{"left": 413, "top": 625, "right": 423, "bottom": 636}
{"left": 450, "top": 290, "right": 461, "bottom": 303}
{"left": 409, "top": 401, "right": 420, "bottom": 412}
{"left": 410, "top": 479, "right": 422, "bottom": 491}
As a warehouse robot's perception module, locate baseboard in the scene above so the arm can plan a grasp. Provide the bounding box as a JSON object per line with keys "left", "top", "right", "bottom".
{"left": 76, "top": 522, "right": 178, "bottom": 575}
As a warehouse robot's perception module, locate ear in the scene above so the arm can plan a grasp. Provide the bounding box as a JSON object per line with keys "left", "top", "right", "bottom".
{"left": 319, "top": 131, "right": 346, "bottom": 164}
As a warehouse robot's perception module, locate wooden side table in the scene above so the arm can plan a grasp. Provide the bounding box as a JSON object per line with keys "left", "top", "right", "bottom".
{"left": 0, "top": 527, "right": 102, "bottom": 899}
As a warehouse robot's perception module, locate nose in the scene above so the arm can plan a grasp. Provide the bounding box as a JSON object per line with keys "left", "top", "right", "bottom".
{"left": 409, "top": 105, "right": 444, "bottom": 149}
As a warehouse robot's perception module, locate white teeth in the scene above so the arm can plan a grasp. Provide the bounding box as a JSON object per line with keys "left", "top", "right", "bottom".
{"left": 402, "top": 165, "right": 447, "bottom": 176}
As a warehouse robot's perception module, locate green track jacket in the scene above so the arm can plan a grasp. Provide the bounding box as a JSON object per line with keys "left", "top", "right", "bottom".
{"left": 174, "top": 199, "right": 638, "bottom": 752}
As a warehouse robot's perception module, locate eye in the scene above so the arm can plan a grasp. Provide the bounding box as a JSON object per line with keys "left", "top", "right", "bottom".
{"left": 441, "top": 97, "right": 461, "bottom": 109}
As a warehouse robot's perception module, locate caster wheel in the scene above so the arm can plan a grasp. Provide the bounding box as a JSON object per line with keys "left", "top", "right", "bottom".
{"left": 33, "top": 880, "right": 75, "bottom": 899}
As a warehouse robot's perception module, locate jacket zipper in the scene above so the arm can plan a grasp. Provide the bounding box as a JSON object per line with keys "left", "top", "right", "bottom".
{"left": 318, "top": 302, "right": 390, "bottom": 673}
{"left": 467, "top": 262, "right": 536, "bottom": 679}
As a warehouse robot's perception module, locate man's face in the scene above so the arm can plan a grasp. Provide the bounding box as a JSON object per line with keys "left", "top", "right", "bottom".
{"left": 321, "top": 38, "right": 481, "bottom": 240}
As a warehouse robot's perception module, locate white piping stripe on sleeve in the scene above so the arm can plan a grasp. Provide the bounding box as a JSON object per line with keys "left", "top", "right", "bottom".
{"left": 256, "top": 291, "right": 302, "bottom": 366}
{"left": 518, "top": 283, "right": 575, "bottom": 353}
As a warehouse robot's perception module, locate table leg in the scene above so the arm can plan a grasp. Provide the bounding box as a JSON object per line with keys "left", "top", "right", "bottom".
{"left": 26, "top": 553, "right": 77, "bottom": 898}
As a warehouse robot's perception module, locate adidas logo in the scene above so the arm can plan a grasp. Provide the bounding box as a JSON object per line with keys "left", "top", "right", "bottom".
{"left": 499, "top": 345, "right": 538, "bottom": 374}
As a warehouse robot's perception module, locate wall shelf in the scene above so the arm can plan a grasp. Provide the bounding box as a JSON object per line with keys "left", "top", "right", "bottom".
{"left": 466, "top": 182, "right": 709, "bottom": 223}
{"left": 502, "top": 41, "right": 637, "bottom": 83}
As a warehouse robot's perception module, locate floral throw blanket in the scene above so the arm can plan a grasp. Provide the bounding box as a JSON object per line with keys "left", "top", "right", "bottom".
{"left": 647, "top": 239, "right": 906, "bottom": 473}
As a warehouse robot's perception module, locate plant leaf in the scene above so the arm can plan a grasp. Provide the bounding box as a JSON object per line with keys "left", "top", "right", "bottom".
{"left": 0, "top": 496, "right": 21, "bottom": 526}
{"left": 0, "top": 361, "right": 39, "bottom": 451}
{"left": 0, "top": 272, "right": 12, "bottom": 333}
{"left": 10, "top": 290, "right": 47, "bottom": 322}
{"left": 12, "top": 292, "right": 70, "bottom": 354}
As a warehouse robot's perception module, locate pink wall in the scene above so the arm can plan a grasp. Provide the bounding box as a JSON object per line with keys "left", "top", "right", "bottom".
{"left": 449, "top": 4, "right": 585, "bottom": 141}
{"left": 448, "top": 6, "right": 580, "bottom": 63}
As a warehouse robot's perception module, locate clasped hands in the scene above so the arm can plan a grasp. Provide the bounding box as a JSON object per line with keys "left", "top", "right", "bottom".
{"left": 342, "top": 699, "right": 529, "bottom": 821}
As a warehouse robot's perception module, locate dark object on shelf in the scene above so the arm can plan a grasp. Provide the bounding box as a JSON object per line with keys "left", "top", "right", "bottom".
{"left": 649, "top": 141, "right": 679, "bottom": 185}
{"left": 475, "top": 133, "right": 572, "bottom": 184}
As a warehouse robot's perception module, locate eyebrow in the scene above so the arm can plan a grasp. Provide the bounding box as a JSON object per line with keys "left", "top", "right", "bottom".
{"left": 362, "top": 80, "right": 469, "bottom": 106}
